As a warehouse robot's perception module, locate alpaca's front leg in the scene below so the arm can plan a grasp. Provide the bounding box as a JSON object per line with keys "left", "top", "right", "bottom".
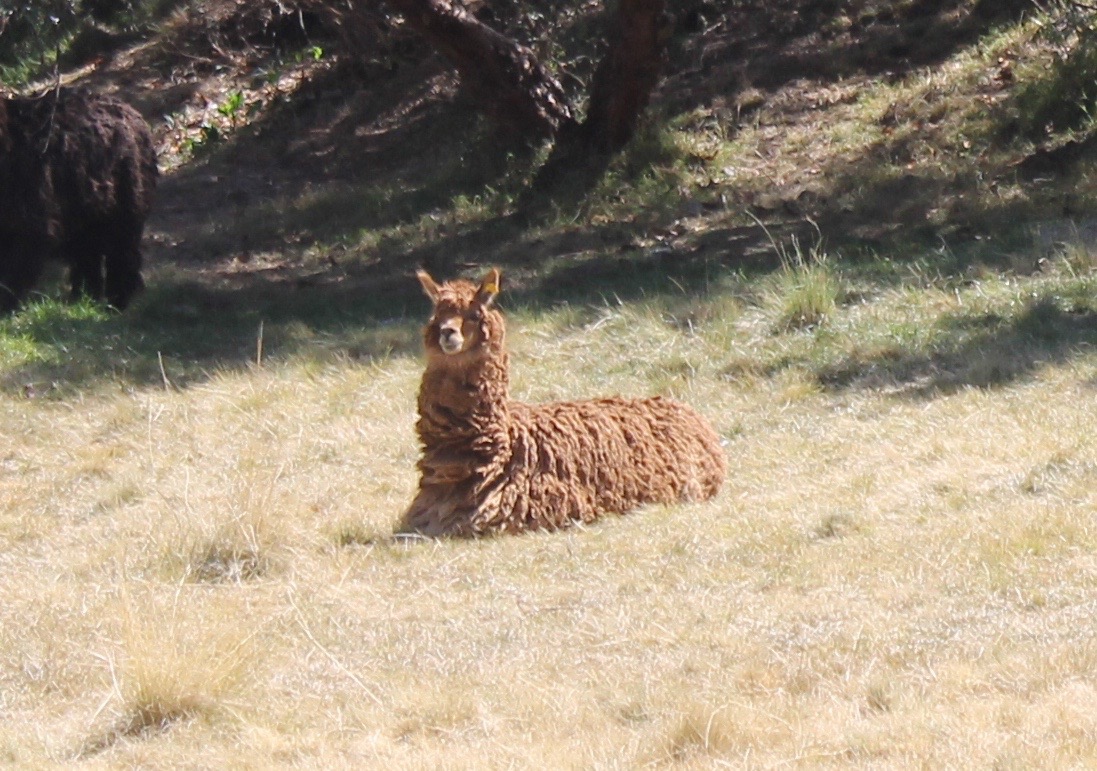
{"left": 397, "top": 488, "right": 442, "bottom": 536}
{"left": 397, "top": 484, "right": 480, "bottom": 537}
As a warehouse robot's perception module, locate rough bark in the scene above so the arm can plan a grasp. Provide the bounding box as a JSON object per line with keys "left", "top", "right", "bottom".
{"left": 385, "top": 0, "right": 574, "bottom": 140}
{"left": 583, "top": 0, "right": 671, "bottom": 153}
{"left": 526, "top": 0, "right": 672, "bottom": 199}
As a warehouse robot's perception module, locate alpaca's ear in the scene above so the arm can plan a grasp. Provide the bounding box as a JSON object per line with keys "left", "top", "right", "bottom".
{"left": 417, "top": 269, "right": 441, "bottom": 303}
{"left": 477, "top": 268, "right": 501, "bottom": 307}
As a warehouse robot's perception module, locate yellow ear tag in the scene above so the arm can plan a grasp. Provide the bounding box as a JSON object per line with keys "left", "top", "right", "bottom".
{"left": 483, "top": 281, "right": 499, "bottom": 295}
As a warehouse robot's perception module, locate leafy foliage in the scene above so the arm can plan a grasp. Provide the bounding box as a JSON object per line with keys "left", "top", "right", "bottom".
{"left": 0, "top": 0, "right": 76, "bottom": 84}
{"left": 1017, "top": 1, "right": 1097, "bottom": 134}
{"left": 0, "top": 0, "right": 176, "bottom": 86}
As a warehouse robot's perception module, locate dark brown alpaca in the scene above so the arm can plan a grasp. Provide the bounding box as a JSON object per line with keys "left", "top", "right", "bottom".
{"left": 397, "top": 268, "right": 727, "bottom": 537}
{"left": 0, "top": 88, "right": 158, "bottom": 312}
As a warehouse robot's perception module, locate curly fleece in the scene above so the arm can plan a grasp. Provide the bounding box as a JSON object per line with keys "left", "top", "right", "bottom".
{"left": 0, "top": 88, "right": 158, "bottom": 311}
{"left": 397, "top": 269, "right": 726, "bottom": 537}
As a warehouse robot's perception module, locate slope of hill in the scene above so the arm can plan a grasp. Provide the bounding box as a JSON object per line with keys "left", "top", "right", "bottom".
{"left": 3, "top": 1, "right": 1097, "bottom": 767}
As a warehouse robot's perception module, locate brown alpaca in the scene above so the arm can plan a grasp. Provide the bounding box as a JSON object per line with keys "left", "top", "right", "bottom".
{"left": 397, "top": 268, "right": 726, "bottom": 537}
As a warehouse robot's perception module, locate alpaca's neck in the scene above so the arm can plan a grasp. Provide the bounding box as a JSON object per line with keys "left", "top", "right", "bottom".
{"left": 417, "top": 349, "right": 511, "bottom": 445}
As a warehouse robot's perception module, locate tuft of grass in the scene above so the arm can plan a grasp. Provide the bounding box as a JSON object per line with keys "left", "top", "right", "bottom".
{"left": 864, "top": 680, "right": 894, "bottom": 715}
{"left": 658, "top": 706, "right": 741, "bottom": 762}
{"left": 392, "top": 688, "right": 480, "bottom": 743}
{"left": 646, "top": 701, "right": 794, "bottom": 765}
{"left": 578, "top": 122, "right": 693, "bottom": 224}
{"left": 329, "top": 519, "right": 386, "bottom": 549}
{"left": 757, "top": 223, "right": 842, "bottom": 333}
{"left": 79, "top": 593, "right": 254, "bottom": 758}
{"left": 812, "top": 512, "right": 863, "bottom": 541}
{"left": 177, "top": 466, "right": 296, "bottom": 583}
{"left": 1051, "top": 227, "right": 1097, "bottom": 275}
{"left": 190, "top": 539, "right": 268, "bottom": 583}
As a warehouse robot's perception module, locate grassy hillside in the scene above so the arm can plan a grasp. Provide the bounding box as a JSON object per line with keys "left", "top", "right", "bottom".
{"left": 4, "top": 0, "right": 1097, "bottom": 766}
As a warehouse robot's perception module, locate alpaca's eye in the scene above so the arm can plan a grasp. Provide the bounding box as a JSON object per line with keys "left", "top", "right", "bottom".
{"left": 469, "top": 309, "right": 483, "bottom": 322}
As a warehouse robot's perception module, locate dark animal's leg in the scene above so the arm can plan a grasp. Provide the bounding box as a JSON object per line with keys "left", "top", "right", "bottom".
{"left": 0, "top": 236, "right": 48, "bottom": 313}
{"left": 103, "top": 227, "right": 144, "bottom": 310}
{"left": 67, "top": 236, "right": 106, "bottom": 304}
{"left": 0, "top": 259, "right": 21, "bottom": 312}
{"left": 103, "top": 150, "right": 152, "bottom": 311}
{"left": 0, "top": 278, "right": 20, "bottom": 314}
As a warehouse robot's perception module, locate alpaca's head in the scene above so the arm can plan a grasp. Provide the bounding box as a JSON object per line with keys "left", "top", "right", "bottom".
{"left": 417, "top": 268, "right": 504, "bottom": 359}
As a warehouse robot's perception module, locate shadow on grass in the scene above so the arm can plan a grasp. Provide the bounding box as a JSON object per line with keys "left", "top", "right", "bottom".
{"left": 147, "top": 59, "right": 542, "bottom": 267}
{"left": 815, "top": 292, "right": 1097, "bottom": 397}
{"left": 0, "top": 212, "right": 808, "bottom": 395}
{"left": 659, "top": 0, "right": 1030, "bottom": 139}
{"left": 0, "top": 0, "right": 1068, "bottom": 395}
{"left": 142, "top": 0, "right": 1039, "bottom": 271}
{"left": 0, "top": 275, "right": 429, "bottom": 394}
{"left": 6, "top": 238, "right": 1097, "bottom": 401}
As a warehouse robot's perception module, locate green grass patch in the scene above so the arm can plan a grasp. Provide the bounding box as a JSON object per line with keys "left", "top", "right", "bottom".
{"left": 761, "top": 233, "right": 841, "bottom": 333}
{"left": 1015, "top": 2, "right": 1097, "bottom": 136}
{"left": 0, "top": 278, "right": 427, "bottom": 393}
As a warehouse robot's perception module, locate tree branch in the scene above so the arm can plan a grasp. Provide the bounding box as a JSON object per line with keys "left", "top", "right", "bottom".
{"left": 385, "top": 0, "right": 575, "bottom": 140}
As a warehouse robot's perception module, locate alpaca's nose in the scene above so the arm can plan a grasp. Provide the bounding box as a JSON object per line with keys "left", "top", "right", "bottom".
{"left": 439, "top": 325, "right": 464, "bottom": 352}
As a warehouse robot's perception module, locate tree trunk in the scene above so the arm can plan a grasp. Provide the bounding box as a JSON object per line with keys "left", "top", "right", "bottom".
{"left": 527, "top": 0, "right": 672, "bottom": 198}
{"left": 583, "top": 0, "right": 671, "bottom": 153}
{"left": 384, "top": 0, "right": 575, "bottom": 141}
{"left": 378, "top": 0, "right": 673, "bottom": 203}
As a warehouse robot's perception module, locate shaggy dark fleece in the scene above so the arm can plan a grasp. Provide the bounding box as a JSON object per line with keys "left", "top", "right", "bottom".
{"left": 0, "top": 88, "right": 158, "bottom": 311}
{"left": 397, "top": 268, "right": 727, "bottom": 538}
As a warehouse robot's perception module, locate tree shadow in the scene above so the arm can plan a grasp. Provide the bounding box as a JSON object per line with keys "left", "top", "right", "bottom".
{"left": 136, "top": 0, "right": 1039, "bottom": 272}
{"left": 145, "top": 57, "right": 539, "bottom": 268}
{"left": 814, "top": 293, "right": 1097, "bottom": 398}
{"left": 510, "top": 0, "right": 1037, "bottom": 214}
{"left": 766, "top": 115, "right": 1097, "bottom": 257}
{"left": 0, "top": 272, "right": 431, "bottom": 394}
{"left": 1, "top": 205, "right": 818, "bottom": 395}
{"left": 665, "top": 0, "right": 1029, "bottom": 107}
{"left": 657, "top": 0, "right": 1049, "bottom": 236}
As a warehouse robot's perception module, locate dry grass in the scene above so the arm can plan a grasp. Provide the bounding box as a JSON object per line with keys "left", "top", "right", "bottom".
{"left": 4, "top": 248, "right": 1097, "bottom": 767}
{"left": 5, "top": 1, "right": 1097, "bottom": 766}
